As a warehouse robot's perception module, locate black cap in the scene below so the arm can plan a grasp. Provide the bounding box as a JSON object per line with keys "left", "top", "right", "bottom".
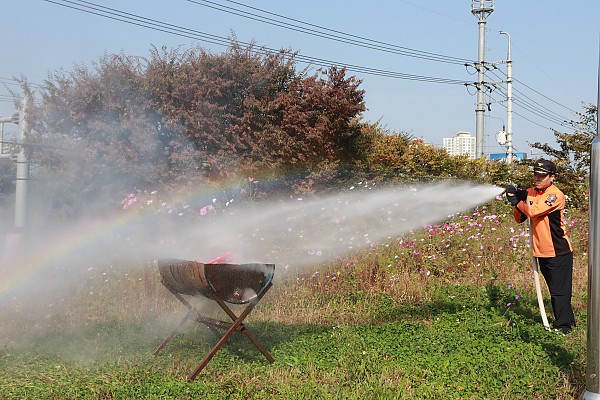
{"left": 533, "top": 159, "right": 556, "bottom": 175}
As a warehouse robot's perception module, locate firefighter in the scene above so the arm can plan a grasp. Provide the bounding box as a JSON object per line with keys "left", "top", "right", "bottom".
{"left": 505, "top": 158, "right": 575, "bottom": 334}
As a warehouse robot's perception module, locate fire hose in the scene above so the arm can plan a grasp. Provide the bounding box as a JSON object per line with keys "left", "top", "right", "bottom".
{"left": 529, "top": 218, "right": 550, "bottom": 328}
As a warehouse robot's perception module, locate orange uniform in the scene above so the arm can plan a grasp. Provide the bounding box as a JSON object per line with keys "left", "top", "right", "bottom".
{"left": 513, "top": 184, "right": 572, "bottom": 258}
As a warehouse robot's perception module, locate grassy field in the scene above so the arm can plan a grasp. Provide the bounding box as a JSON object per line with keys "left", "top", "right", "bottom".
{"left": 0, "top": 200, "right": 589, "bottom": 399}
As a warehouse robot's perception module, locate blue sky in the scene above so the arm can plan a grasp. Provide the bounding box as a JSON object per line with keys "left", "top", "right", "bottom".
{"left": 1, "top": 0, "right": 598, "bottom": 157}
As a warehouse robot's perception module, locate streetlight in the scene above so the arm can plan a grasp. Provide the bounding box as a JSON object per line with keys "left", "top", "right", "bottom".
{"left": 499, "top": 31, "right": 513, "bottom": 163}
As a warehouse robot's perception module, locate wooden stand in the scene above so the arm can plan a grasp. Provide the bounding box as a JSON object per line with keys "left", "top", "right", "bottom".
{"left": 154, "top": 282, "right": 274, "bottom": 381}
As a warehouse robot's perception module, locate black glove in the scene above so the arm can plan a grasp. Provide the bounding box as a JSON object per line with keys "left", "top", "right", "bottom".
{"left": 505, "top": 185, "right": 520, "bottom": 206}
{"left": 515, "top": 188, "right": 528, "bottom": 201}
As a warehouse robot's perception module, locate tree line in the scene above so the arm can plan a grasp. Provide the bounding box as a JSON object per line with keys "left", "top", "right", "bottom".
{"left": 0, "top": 41, "right": 596, "bottom": 213}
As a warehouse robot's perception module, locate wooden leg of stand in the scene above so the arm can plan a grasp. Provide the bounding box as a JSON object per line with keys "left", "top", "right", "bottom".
{"left": 211, "top": 283, "right": 275, "bottom": 363}
{"left": 187, "top": 299, "right": 259, "bottom": 381}
{"left": 153, "top": 308, "right": 193, "bottom": 355}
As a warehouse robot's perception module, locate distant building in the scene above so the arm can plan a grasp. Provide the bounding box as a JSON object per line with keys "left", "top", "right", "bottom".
{"left": 442, "top": 131, "right": 476, "bottom": 159}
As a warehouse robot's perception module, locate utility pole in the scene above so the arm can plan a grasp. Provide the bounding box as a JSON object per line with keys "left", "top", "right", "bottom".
{"left": 471, "top": 0, "right": 494, "bottom": 159}
{"left": 0, "top": 101, "right": 27, "bottom": 265}
{"left": 14, "top": 98, "right": 29, "bottom": 229}
{"left": 583, "top": 49, "right": 600, "bottom": 400}
{"left": 500, "top": 31, "right": 513, "bottom": 163}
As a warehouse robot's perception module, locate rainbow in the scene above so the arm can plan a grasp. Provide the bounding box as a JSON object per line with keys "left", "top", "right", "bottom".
{"left": 0, "top": 177, "right": 254, "bottom": 304}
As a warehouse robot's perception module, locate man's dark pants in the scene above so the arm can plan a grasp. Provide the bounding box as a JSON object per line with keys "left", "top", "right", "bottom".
{"left": 538, "top": 252, "right": 576, "bottom": 333}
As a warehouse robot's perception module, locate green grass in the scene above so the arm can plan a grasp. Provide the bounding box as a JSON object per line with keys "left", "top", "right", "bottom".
{"left": 0, "top": 285, "right": 585, "bottom": 399}
{"left": 0, "top": 203, "right": 588, "bottom": 398}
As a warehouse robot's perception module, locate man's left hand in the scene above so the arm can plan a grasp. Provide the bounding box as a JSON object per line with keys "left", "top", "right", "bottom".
{"left": 505, "top": 185, "right": 519, "bottom": 206}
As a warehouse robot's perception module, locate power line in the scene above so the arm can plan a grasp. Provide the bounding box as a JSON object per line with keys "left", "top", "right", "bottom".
{"left": 513, "top": 95, "right": 569, "bottom": 127}
{"left": 44, "top": 0, "right": 233, "bottom": 47}
{"left": 184, "top": 0, "right": 474, "bottom": 65}
{"left": 486, "top": 68, "right": 574, "bottom": 130}
{"left": 36, "top": 0, "right": 586, "bottom": 139}
{"left": 0, "top": 77, "right": 44, "bottom": 89}
{"left": 42, "top": 0, "right": 471, "bottom": 85}
{"left": 490, "top": 66, "right": 576, "bottom": 120}
{"left": 490, "top": 89, "right": 571, "bottom": 130}
{"left": 513, "top": 77, "right": 579, "bottom": 114}
{"left": 489, "top": 93, "right": 557, "bottom": 131}
{"left": 488, "top": 90, "right": 576, "bottom": 132}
